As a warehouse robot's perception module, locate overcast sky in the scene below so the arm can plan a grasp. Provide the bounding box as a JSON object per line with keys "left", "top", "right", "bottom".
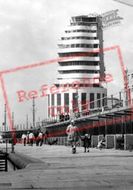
{"left": 0, "top": 0, "right": 133, "bottom": 129}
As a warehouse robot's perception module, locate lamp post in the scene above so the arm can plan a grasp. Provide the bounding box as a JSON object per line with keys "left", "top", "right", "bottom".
{"left": 4, "top": 104, "right": 8, "bottom": 153}
{"left": 32, "top": 97, "right": 36, "bottom": 128}
{"left": 11, "top": 112, "right": 15, "bottom": 153}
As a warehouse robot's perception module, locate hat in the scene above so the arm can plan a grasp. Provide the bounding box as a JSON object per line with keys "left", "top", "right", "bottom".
{"left": 71, "top": 120, "right": 75, "bottom": 124}
{"left": 85, "top": 134, "right": 89, "bottom": 137}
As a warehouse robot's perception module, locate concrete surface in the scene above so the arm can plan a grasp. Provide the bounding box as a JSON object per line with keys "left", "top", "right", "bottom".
{"left": 0, "top": 143, "right": 133, "bottom": 189}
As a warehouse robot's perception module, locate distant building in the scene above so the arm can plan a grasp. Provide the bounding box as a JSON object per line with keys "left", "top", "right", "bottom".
{"left": 48, "top": 15, "right": 107, "bottom": 118}
{"left": 105, "top": 97, "right": 123, "bottom": 110}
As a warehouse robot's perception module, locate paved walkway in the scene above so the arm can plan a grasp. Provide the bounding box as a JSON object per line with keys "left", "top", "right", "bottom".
{"left": 0, "top": 144, "right": 133, "bottom": 189}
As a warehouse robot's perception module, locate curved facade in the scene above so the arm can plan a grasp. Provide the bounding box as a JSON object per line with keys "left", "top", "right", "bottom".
{"left": 48, "top": 15, "right": 107, "bottom": 118}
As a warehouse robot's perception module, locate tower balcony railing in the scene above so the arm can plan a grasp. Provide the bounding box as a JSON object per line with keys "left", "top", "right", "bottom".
{"left": 62, "top": 32, "right": 97, "bottom": 38}
{"left": 58, "top": 47, "right": 99, "bottom": 53}
{"left": 57, "top": 73, "right": 100, "bottom": 79}
{"left": 58, "top": 65, "right": 100, "bottom": 71}
{"left": 66, "top": 25, "right": 97, "bottom": 30}
{"left": 58, "top": 39, "right": 99, "bottom": 45}
{"left": 56, "top": 78, "right": 100, "bottom": 85}
{"left": 58, "top": 56, "right": 100, "bottom": 62}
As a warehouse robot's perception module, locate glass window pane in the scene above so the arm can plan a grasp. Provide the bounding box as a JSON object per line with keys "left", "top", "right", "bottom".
{"left": 90, "top": 93, "right": 94, "bottom": 109}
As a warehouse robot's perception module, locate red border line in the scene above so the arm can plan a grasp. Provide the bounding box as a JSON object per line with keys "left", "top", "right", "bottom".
{"left": 0, "top": 74, "right": 16, "bottom": 139}
{"left": 117, "top": 46, "right": 131, "bottom": 105}
{"left": 0, "top": 45, "right": 129, "bottom": 141}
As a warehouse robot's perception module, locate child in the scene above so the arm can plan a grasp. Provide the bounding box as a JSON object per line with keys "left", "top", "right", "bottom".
{"left": 97, "top": 137, "right": 106, "bottom": 149}
{"left": 81, "top": 134, "right": 91, "bottom": 153}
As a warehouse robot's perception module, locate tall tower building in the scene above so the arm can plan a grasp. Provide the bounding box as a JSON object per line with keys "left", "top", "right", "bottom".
{"left": 48, "top": 15, "right": 107, "bottom": 118}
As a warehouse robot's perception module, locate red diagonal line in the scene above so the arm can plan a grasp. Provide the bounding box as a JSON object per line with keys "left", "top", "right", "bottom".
{"left": 116, "top": 46, "right": 131, "bottom": 106}
{"left": 0, "top": 45, "right": 119, "bottom": 75}
{"left": 0, "top": 74, "right": 16, "bottom": 140}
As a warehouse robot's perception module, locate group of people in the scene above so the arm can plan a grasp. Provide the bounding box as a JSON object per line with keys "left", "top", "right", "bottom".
{"left": 21, "top": 129, "right": 48, "bottom": 146}
{"left": 66, "top": 120, "right": 107, "bottom": 153}
{"left": 59, "top": 113, "right": 70, "bottom": 122}
{"left": 66, "top": 120, "right": 91, "bottom": 154}
{"left": 21, "top": 120, "right": 105, "bottom": 154}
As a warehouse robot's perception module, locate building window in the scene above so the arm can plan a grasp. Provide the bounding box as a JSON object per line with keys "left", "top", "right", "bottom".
{"left": 59, "top": 70, "right": 99, "bottom": 74}
{"left": 57, "top": 94, "right": 61, "bottom": 114}
{"left": 48, "top": 107, "right": 50, "bottom": 117}
{"left": 51, "top": 94, "right": 54, "bottom": 106}
{"left": 90, "top": 93, "right": 94, "bottom": 109}
{"left": 57, "top": 94, "right": 61, "bottom": 106}
{"left": 51, "top": 94, "right": 55, "bottom": 117}
{"left": 59, "top": 61, "right": 99, "bottom": 66}
{"left": 81, "top": 93, "right": 88, "bottom": 111}
{"left": 73, "top": 93, "right": 78, "bottom": 112}
{"left": 48, "top": 95, "right": 50, "bottom": 107}
{"left": 59, "top": 52, "right": 99, "bottom": 57}
{"left": 64, "top": 93, "right": 69, "bottom": 105}
{"left": 51, "top": 107, "right": 55, "bottom": 117}
{"left": 65, "top": 29, "right": 96, "bottom": 33}
{"left": 59, "top": 44, "right": 99, "bottom": 49}
{"left": 102, "top": 94, "right": 107, "bottom": 107}
{"left": 97, "top": 93, "right": 101, "bottom": 108}
{"left": 64, "top": 93, "right": 69, "bottom": 113}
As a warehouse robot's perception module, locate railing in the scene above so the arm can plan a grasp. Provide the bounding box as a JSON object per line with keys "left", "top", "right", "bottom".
{"left": 0, "top": 152, "right": 8, "bottom": 172}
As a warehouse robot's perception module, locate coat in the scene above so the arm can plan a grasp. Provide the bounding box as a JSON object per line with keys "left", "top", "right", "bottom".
{"left": 81, "top": 136, "right": 91, "bottom": 148}
{"left": 66, "top": 124, "right": 79, "bottom": 142}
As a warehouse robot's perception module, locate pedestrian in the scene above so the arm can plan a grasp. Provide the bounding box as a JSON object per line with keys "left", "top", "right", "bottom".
{"left": 29, "top": 131, "right": 34, "bottom": 146}
{"left": 34, "top": 129, "right": 40, "bottom": 146}
{"left": 27, "top": 131, "right": 30, "bottom": 144}
{"left": 66, "top": 120, "right": 80, "bottom": 154}
{"left": 44, "top": 130, "right": 49, "bottom": 144}
{"left": 97, "top": 137, "right": 106, "bottom": 149}
{"left": 38, "top": 131, "right": 43, "bottom": 146}
{"left": 21, "top": 133, "right": 27, "bottom": 146}
{"left": 81, "top": 134, "right": 91, "bottom": 153}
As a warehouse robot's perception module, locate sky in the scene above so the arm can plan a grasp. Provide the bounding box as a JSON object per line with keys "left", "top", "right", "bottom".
{"left": 0, "top": 0, "right": 133, "bottom": 129}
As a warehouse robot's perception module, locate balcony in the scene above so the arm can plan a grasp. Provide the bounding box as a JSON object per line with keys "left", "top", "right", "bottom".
{"left": 65, "top": 25, "right": 97, "bottom": 31}
{"left": 57, "top": 73, "right": 100, "bottom": 79}
{"left": 58, "top": 65, "right": 100, "bottom": 71}
{"left": 58, "top": 39, "right": 99, "bottom": 45}
{"left": 58, "top": 56, "right": 100, "bottom": 62}
{"left": 58, "top": 47, "right": 99, "bottom": 53}
{"left": 62, "top": 32, "right": 97, "bottom": 38}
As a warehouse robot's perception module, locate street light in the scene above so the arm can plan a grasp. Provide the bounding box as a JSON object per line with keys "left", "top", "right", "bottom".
{"left": 3, "top": 104, "right": 8, "bottom": 153}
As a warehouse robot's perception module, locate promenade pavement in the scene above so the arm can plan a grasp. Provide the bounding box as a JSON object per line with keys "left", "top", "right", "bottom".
{"left": 0, "top": 143, "right": 133, "bottom": 189}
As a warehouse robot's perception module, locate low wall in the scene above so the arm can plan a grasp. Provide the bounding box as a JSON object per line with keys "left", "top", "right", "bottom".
{"left": 91, "top": 135, "right": 98, "bottom": 147}
{"left": 124, "top": 134, "right": 133, "bottom": 150}
{"left": 8, "top": 152, "right": 43, "bottom": 169}
{"left": 98, "top": 135, "right": 104, "bottom": 142}
{"left": 106, "top": 135, "right": 115, "bottom": 149}
{"left": 44, "top": 134, "right": 133, "bottom": 150}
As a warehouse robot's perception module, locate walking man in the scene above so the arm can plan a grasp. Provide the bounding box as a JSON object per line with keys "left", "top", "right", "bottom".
{"left": 21, "top": 133, "right": 27, "bottom": 146}
{"left": 29, "top": 131, "right": 34, "bottom": 146}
